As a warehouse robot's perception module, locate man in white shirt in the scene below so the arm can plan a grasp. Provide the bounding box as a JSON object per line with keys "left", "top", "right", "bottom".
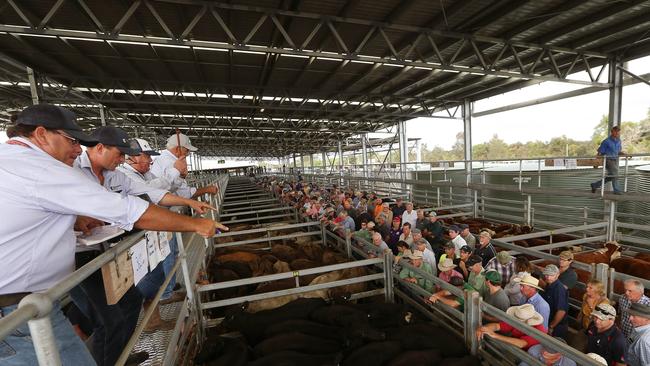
{"left": 72, "top": 126, "right": 220, "bottom": 365}
{"left": 151, "top": 133, "right": 219, "bottom": 303}
{"left": 401, "top": 202, "right": 417, "bottom": 228}
{"left": 0, "top": 104, "right": 219, "bottom": 366}
{"left": 448, "top": 225, "right": 467, "bottom": 258}
{"left": 415, "top": 239, "right": 437, "bottom": 276}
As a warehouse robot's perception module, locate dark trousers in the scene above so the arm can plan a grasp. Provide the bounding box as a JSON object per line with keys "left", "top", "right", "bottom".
{"left": 69, "top": 251, "right": 143, "bottom": 366}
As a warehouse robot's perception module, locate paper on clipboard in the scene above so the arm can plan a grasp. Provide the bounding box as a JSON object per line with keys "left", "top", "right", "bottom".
{"left": 76, "top": 225, "right": 125, "bottom": 246}
{"left": 157, "top": 231, "right": 171, "bottom": 260}
{"left": 129, "top": 239, "right": 148, "bottom": 285}
{"left": 145, "top": 231, "right": 160, "bottom": 270}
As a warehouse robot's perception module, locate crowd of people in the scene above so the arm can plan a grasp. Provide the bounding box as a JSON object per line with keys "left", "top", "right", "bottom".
{"left": 262, "top": 176, "right": 650, "bottom": 366}
{"left": 0, "top": 104, "right": 228, "bottom": 365}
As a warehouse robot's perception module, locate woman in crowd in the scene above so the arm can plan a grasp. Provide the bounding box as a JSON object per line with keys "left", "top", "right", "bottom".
{"left": 577, "top": 279, "right": 610, "bottom": 330}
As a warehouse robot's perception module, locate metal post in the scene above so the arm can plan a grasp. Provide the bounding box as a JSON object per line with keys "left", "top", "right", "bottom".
{"left": 608, "top": 268, "right": 615, "bottom": 300}
{"left": 608, "top": 58, "right": 623, "bottom": 131}
{"left": 309, "top": 153, "right": 314, "bottom": 173}
{"left": 606, "top": 200, "right": 617, "bottom": 242}
{"left": 99, "top": 105, "right": 106, "bottom": 126}
{"left": 463, "top": 99, "right": 473, "bottom": 184}
{"left": 322, "top": 151, "right": 327, "bottom": 172}
{"left": 526, "top": 195, "right": 532, "bottom": 226}
{"left": 595, "top": 263, "right": 609, "bottom": 295}
{"left": 361, "top": 133, "right": 369, "bottom": 180}
{"left": 321, "top": 221, "right": 327, "bottom": 247}
{"left": 175, "top": 233, "right": 195, "bottom": 303}
{"left": 345, "top": 229, "right": 352, "bottom": 258}
{"left": 300, "top": 154, "right": 304, "bottom": 172}
{"left": 398, "top": 120, "right": 408, "bottom": 191}
{"left": 337, "top": 140, "right": 344, "bottom": 186}
{"left": 383, "top": 251, "right": 394, "bottom": 303}
{"left": 26, "top": 67, "right": 40, "bottom": 105}
{"left": 464, "top": 290, "right": 481, "bottom": 356}
{"left": 473, "top": 190, "right": 478, "bottom": 218}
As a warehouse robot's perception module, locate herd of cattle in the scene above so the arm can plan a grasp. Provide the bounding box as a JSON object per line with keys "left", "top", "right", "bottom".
{"left": 195, "top": 297, "right": 480, "bottom": 366}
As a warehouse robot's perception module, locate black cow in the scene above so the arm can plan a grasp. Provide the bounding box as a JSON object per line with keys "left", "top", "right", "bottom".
{"left": 439, "top": 355, "right": 482, "bottom": 366}
{"left": 194, "top": 336, "right": 249, "bottom": 366}
{"left": 221, "top": 298, "right": 327, "bottom": 343}
{"left": 253, "top": 332, "right": 342, "bottom": 357}
{"left": 385, "top": 324, "right": 465, "bottom": 357}
{"left": 349, "top": 302, "right": 414, "bottom": 328}
{"left": 247, "top": 351, "right": 342, "bottom": 366}
{"left": 386, "top": 349, "right": 442, "bottom": 366}
{"left": 309, "top": 304, "right": 369, "bottom": 327}
{"left": 342, "top": 341, "right": 403, "bottom": 366}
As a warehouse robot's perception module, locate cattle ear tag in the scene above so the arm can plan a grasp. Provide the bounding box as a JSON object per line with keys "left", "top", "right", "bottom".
{"left": 292, "top": 271, "right": 300, "bottom": 277}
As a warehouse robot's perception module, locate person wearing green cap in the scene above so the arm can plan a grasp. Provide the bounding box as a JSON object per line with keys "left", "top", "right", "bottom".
{"left": 483, "top": 270, "right": 511, "bottom": 322}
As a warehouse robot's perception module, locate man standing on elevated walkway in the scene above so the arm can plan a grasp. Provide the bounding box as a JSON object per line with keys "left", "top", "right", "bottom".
{"left": 591, "top": 126, "right": 627, "bottom": 195}
{"left": 0, "top": 104, "right": 219, "bottom": 366}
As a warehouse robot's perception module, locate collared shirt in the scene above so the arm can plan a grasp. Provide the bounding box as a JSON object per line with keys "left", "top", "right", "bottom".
{"left": 451, "top": 235, "right": 467, "bottom": 258}
{"left": 468, "top": 269, "right": 487, "bottom": 298}
{"left": 586, "top": 322, "right": 627, "bottom": 366}
{"left": 498, "top": 322, "right": 547, "bottom": 350}
{"left": 118, "top": 164, "right": 173, "bottom": 190}
{"left": 74, "top": 152, "right": 167, "bottom": 204}
{"left": 520, "top": 344, "right": 577, "bottom": 366}
{"left": 474, "top": 242, "right": 497, "bottom": 266}
{"left": 618, "top": 294, "right": 650, "bottom": 341}
{"left": 598, "top": 136, "right": 622, "bottom": 158}
{"left": 461, "top": 233, "right": 477, "bottom": 249}
{"left": 0, "top": 138, "right": 148, "bottom": 294}
{"left": 527, "top": 292, "right": 551, "bottom": 329}
{"left": 150, "top": 150, "right": 196, "bottom": 198}
{"left": 399, "top": 262, "right": 434, "bottom": 293}
{"left": 401, "top": 210, "right": 417, "bottom": 228}
{"left": 558, "top": 268, "right": 578, "bottom": 290}
{"left": 628, "top": 323, "right": 650, "bottom": 366}
{"left": 485, "top": 257, "right": 515, "bottom": 285}
{"left": 341, "top": 216, "right": 356, "bottom": 232}
{"left": 422, "top": 248, "right": 437, "bottom": 276}
{"left": 541, "top": 280, "right": 569, "bottom": 327}
{"left": 399, "top": 232, "right": 414, "bottom": 246}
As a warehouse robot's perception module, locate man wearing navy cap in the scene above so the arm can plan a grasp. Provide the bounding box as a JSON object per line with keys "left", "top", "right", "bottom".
{"left": 448, "top": 225, "right": 467, "bottom": 258}
{"left": 72, "top": 126, "right": 223, "bottom": 366}
{"left": 0, "top": 104, "right": 221, "bottom": 366}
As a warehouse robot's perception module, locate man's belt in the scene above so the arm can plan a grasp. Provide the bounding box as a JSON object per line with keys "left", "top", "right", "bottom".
{"left": 0, "top": 292, "right": 31, "bottom": 307}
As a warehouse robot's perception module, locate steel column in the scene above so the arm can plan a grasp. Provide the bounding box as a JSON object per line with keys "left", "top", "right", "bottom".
{"left": 26, "top": 66, "right": 39, "bottom": 105}
{"left": 337, "top": 140, "right": 344, "bottom": 186}
{"left": 361, "top": 133, "right": 369, "bottom": 179}
{"left": 398, "top": 120, "right": 408, "bottom": 190}
{"left": 463, "top": 99, "right": 473, "bottom": 181}
{"left": 606, "top": 200, "right": 617, "bottom": 242}
{"left": 322, "top": 152, "right": 327, "bottom": 170}
{"left": 99, "top": 105, "right": 106, "bottom": 126}
{"left": 608, "top": 58, "right": 623, "bottom": 130}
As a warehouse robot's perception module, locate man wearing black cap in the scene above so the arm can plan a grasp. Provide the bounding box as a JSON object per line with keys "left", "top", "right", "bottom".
{"left": 72, "top": 126, "right": 223, "bottom": 365}
{"left": 118, "top": 138, "right": 171, "bottom": 190}
{"left": 0, "top": 104, "right": 222, "bottom": 366}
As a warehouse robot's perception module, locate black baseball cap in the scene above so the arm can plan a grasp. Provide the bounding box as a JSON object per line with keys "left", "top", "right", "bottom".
{"left": 15, "top": 104, "right": 97, "bottom": 146}
{"left": 466, "top": 255, "right": 483, "bottom": 267}
{"left": 91, "top": 126, "right": 141, "bottom": 155}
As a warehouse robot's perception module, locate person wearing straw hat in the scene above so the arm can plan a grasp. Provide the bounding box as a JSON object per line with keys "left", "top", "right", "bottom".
{"left": 541, "top": 264, "right": 569, "bottom": 339}
{"left": 477, "top": 304, "right": 548, "bottom": 350}
{"left": 626, "top": 302, "right": 650, "bottom": 366}
{"left": 586, "top": 353, "right": 608, "bottom": 365}
{"left": 517, "top": 273, "right": 551, "bottom": 329}
{"left": 437, "top": 257, "right": 464, "bottom": 289}
{"left": 586, "top": 304, "right": 627, "bottom": 366}
{"left": 399, "top": 250, "right": 434, "bottom": 293}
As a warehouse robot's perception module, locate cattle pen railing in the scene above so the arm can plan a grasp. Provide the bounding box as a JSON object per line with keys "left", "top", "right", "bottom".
{"left": 0, "top": 172, "right": 229, "bottom": 366}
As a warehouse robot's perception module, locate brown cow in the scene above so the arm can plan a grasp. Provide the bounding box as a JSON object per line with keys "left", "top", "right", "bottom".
{"left": 634, "top": 252, "right": 650, "bottom": 263}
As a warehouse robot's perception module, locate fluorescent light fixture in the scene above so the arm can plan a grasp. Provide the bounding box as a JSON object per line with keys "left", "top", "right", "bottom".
{"left": 153, "top": 43, "right": 190, "bottom": 49}
{"left": 233, "top": 50, "right": 266, "bottom": 55}
{"left": 61, "top": 36, "right": 104, "bottom": 42}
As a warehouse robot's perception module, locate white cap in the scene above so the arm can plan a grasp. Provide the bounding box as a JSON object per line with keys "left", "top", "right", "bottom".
{"left": 166, "top": 133, "right": 197, "bottom": 152}
{"left": 133, "top": 138, "right": 160, "bottom": 156}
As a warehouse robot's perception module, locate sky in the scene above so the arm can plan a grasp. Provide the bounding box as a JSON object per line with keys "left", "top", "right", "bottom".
{"left": 2, "top": 57, "right": 649, "bottom": 156}
{"left": 405, "top": 56, "right": 650, "bottom": 150}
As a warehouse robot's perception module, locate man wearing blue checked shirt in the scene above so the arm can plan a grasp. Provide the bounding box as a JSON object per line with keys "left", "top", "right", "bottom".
{"left": 591, "top": 126, "right": 627, "bottom": 194}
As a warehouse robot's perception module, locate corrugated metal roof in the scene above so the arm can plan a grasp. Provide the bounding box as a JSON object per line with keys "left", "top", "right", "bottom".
{"left": 0, "top": 0, "right": 648, "bottom": 157}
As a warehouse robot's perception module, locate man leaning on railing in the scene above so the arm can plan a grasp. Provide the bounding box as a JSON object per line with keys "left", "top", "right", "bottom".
{"left": 590, "top": 126, "right": 627, "bottom": 195}
{"left": 0, "top": 104, "right": 222, "bottom": 366}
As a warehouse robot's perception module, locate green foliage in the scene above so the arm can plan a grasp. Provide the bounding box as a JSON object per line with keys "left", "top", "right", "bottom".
{"left": 418, "top": 108, "right": 650, "bottom": 161}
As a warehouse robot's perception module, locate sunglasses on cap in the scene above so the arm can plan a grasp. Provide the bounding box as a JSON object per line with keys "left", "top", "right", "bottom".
{"left": 594, "top": 305, "right": 615, "bottom": 317}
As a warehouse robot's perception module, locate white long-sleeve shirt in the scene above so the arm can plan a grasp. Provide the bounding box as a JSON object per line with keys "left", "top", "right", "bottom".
{"left": 150, "top": 150, "right": 196, "bottom": 199}
{"left": 0, "top": 138, "right": 148, "bottom": 294}
{"left": 117, "top": 163, "right": 172, "bottom": 191}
